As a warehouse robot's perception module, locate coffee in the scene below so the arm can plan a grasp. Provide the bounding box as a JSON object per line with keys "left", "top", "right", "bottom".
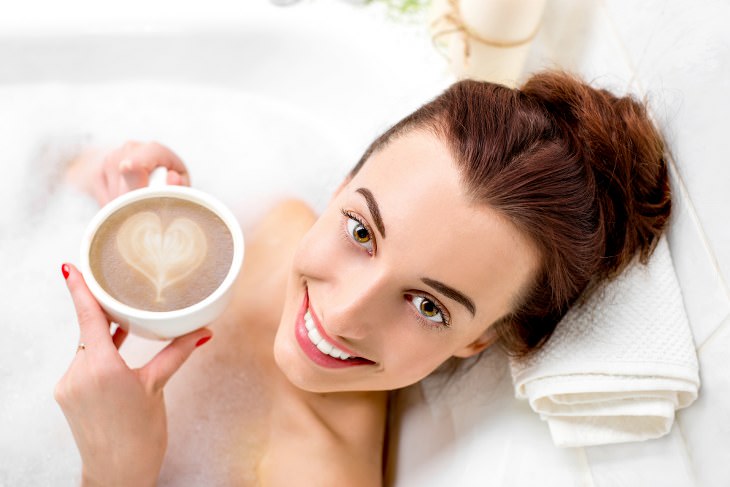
{"left": 89, "top": 197, "right": 234, "bottom": 312}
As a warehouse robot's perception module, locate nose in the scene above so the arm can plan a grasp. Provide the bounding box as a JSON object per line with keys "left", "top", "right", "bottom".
{"left": 319, "top": 267, "right": 391, "bottom": 342}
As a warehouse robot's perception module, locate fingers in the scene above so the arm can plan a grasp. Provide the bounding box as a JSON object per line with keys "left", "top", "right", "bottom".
{"left": 118, "top": 158, "right": 149, "bottom": 192}
{"left": 62, "top": 263, "right": 114, "bottom": 349}
{"left": 140, "top": 328, "right": 213, "bottom": 392}
{"left": 166, "top": 170, "right": 185, "bottom": 186}
{"left": 99, "top": 140, "right": 191, "bottom": 198}
{"left": 123, "top": 142, "right": 190, "bottom": 185}
{"left": 112, "top": 326, "right": 129, "bottom": 350}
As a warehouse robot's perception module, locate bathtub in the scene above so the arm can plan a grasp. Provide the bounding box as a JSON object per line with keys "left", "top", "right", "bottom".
{"left": 2, "top": 1, "right": 729, "bottom": 486}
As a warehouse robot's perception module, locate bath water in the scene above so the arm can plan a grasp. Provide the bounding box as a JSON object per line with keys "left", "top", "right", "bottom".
{"left": 0, "top": 82, "right": 352, "bottom": 485}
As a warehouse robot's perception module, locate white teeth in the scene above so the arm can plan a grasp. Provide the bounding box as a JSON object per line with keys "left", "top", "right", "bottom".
{"left": 307, "top": 327, "right": 322, "bottom": 345}
{"left": 316, "top": 340, "right": 334, "bottom": 355}
{"left": 304, "top": 311, "right": 315, "bottom": 331}
{"left": 304, "top": 307, "right": 354, "bottom": 361}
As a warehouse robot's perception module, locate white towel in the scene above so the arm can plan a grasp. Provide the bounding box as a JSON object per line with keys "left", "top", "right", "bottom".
{"left": 509, "top": 237, "right": 700, "bottom": 447}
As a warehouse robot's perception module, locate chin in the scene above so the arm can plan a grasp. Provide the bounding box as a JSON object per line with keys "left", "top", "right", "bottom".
{"left": 273, "top": 324, "right": 329, "bottom": 393}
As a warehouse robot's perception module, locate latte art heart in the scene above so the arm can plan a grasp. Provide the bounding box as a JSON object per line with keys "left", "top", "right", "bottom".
{"left": 116, "top": 211, "right": 207, "bottom": 302}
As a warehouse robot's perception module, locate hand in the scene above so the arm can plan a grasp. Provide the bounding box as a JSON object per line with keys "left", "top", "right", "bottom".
{"left": 54, "top": 263, "right": 212, "bottom": 486}
{"left": 66, "top": 141, "right": 190, "bottom": 206}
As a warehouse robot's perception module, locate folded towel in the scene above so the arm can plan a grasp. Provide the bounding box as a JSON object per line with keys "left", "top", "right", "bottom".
{"left": 509, "top": 237, "right": 700, "bottom": 447}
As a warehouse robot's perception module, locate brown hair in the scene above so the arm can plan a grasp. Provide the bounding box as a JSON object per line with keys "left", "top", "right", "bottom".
{"left": 351, "top": 71, "right": 671, "bottom": 358}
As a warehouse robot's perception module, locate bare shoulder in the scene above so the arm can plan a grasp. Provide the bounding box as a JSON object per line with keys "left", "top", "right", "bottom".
{"left": 240, "top": 198, "right": 316, "bottom": 276}
{"left": 249, "top": 199, "right": 318, "bottom": 244}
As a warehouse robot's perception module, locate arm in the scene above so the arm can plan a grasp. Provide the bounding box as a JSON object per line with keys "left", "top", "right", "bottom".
{"left": 56, "top": 141, "right": 205, "bottom": 484}
{"left": 55, "top": 265, "right": 212, "bottom": 486}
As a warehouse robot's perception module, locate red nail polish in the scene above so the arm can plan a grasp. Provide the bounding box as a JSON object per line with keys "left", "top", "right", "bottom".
{"left": 61, "top": 264, "right": 70, "bottom": 280}
{"left": 195, "top": 336, "right": 212, "bottom": 348}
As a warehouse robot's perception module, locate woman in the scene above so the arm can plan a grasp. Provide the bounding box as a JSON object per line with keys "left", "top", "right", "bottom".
{"left": 55, "top": 71, "right": 670, "bottom": 486}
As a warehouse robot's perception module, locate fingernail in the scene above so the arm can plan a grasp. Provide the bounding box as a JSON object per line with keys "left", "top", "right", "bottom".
{"left": 61, "top": 263, "right": 70, "bottom": 280}
{"left": 195, "top": 336, "right": 212, "bottom": 348}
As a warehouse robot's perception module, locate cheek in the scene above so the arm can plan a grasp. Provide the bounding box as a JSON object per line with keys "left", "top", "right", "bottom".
{"left": 379, "top": 332, "right": 458, "bottom": 388}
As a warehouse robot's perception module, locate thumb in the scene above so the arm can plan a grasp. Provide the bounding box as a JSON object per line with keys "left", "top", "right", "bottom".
{"left": 140, "top": 328, "right": 213, "bottom": 392}
{"left": 63, "top": 263, "right": 113, "bottom": 348}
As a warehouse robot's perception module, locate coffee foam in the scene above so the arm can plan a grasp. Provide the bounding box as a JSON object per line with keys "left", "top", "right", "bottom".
{"left": 116, "top": 211, "right": 207, "bottom": 303}
{"left": 89, "top": 197, "right": 234, "bottom": 311}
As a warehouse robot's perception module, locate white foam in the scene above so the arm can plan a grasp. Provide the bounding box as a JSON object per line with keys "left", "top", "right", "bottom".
{"left": 0, "top": 82, "right": 351, "bottom": 484}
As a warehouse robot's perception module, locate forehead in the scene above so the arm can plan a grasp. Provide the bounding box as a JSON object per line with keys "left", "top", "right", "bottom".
{"left": 346, "top": 130, "right": 539, "bottom": 321}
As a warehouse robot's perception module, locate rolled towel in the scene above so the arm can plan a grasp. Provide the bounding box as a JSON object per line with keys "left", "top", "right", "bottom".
{"left": 509, "top": 237, "right": 700, "bottom": 447}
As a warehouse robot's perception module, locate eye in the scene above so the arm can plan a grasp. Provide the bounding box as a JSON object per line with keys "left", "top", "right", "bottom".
{"left": 409, "top": 295, "right": 448, "bottom": 325}
{"left": 344, "top": 211, "right": 375, "bottom": 254}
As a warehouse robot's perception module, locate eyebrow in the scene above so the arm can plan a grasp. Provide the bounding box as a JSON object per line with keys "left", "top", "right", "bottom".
{"left": 421, "top": 277, "right": 476, "bottom": 316}
{"left": 356, "top": 187, "right": 386, "bottom": 238}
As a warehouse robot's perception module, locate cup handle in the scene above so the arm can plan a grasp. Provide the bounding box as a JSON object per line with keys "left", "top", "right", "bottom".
{"left": 148, "top": 166, "right": 168, "bottom": 187}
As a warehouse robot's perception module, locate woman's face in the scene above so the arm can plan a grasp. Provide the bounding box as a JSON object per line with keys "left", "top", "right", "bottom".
{"left": 274, "top": 129, "right": 539, "bottom": 393}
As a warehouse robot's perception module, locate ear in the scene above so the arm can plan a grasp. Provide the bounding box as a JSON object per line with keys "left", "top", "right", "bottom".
{"left": 452, "top": 326, "right": 499, "bottom": 358}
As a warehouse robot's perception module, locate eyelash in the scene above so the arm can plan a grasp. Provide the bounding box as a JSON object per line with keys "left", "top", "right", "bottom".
{"left": 341, "top": 208, "right": 377, "bottom": 255}
{"left": 408, "top": 294, "right": 452, "bottom": 330}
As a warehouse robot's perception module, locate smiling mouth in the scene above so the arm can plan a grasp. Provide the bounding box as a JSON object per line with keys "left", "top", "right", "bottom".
{"left": 304, "top": 309, "right": 356, "bottom": 360}
{"left": 295, "top": 289, "right": 375, "bottom": 368}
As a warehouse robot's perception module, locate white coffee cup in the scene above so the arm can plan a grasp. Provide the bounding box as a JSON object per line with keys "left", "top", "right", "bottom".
{"left": 79, "top": 168, "right": 244, "bottom": 340}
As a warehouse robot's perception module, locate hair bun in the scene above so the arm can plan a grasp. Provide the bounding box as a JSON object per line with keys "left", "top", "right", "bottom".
{"left": 521, "top": 72, "right": 671, "bottom": 277}
{"left": 353, "top": 70, "right": 673, "bottom": 356}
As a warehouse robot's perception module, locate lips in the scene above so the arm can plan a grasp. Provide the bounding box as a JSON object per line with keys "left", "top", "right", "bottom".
{"left": 294, "top": 289, "right": 374, "bottom": 369}
{"left": 304, "top": 309, "right": 355, "bottom": 359}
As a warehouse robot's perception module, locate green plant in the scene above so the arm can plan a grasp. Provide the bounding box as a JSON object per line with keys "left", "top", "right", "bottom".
{"left": 366, "top": 0, "right": 431, "bottom": 16}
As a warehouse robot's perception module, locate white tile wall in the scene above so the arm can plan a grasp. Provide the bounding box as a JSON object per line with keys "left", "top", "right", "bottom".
{"left": 677, "top": 315, "right": 730, "bottom": 487}
{"left": 666, "top": 165, "right": 730, "bottom": 346}
{"left": 525, "top": 0, "right": 635, "bottom": 89}
{"left": 584, "top": 428, "right": 696, "bottom": 487}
